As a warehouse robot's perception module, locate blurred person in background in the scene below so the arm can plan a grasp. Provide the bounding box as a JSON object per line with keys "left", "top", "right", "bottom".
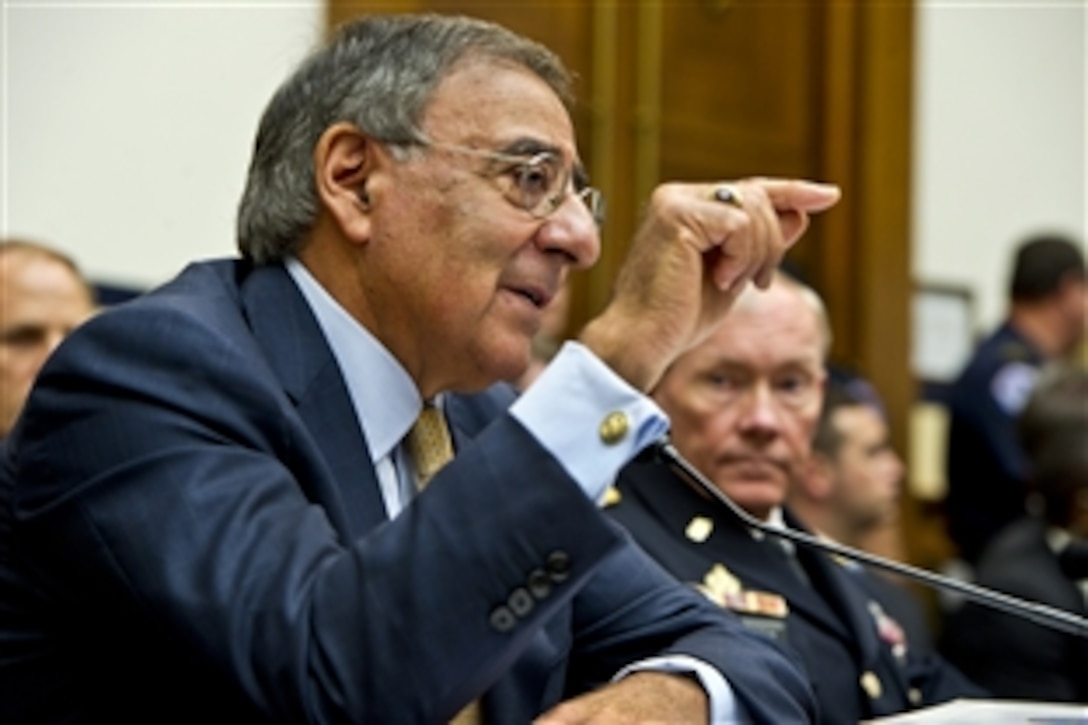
{"left": 0, "top": 239, "right": 96, "bottom": 438}
{"left": 941, "top": 363, "right": 1088, "bottom": 701}
{"left": 791, "top": 380, "right": 904, "bottom": 551}
{"left": 789, "top": 379, "right": 935, "bottom": 651}
{"left": 945, "top": 234, "right": 1086, "bottom": 565}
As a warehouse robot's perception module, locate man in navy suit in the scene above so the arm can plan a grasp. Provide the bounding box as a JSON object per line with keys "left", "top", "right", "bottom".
{"left": 0, "top": 13, "right": 841, "bottom": 724}
{"left": 607, "top": 273, "right": 984, "bottom": 723}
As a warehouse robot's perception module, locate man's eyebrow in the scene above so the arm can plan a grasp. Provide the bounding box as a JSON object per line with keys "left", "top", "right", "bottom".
{"left": 496, "top": 137, "right": 561, "bottom": 158}
{"left": 494, "top": 137, "right": 590, "bottom": 188}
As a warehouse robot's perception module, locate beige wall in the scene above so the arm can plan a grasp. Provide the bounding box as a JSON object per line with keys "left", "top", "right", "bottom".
{"left": 912, "top": 2, "right": 1086, "bottom": 343}
{"left": 2, "top": 3, "right": 323, "bottom": 289}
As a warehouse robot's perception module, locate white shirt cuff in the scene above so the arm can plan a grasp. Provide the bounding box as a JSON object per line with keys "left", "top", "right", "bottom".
{"left": 614, "top": 655, "right": 742, "bottom": 724}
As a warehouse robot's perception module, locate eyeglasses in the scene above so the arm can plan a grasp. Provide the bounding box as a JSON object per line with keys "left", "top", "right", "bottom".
{"left": 406, "top": 136, "right": 606, "bottom": 228}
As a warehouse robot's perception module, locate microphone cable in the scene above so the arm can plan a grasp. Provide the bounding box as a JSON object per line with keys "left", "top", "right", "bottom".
{"left": 647, "top": 440, "right": 1088, "bottom": 639}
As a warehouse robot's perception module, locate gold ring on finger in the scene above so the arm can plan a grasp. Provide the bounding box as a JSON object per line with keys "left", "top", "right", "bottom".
{"left": 712, "top": 185, "right": 744, "bottom": 209}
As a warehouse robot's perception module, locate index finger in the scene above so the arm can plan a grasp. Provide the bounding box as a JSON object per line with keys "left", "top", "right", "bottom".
{"left": 755, "top": 178, "right": 842, "bottom": 214}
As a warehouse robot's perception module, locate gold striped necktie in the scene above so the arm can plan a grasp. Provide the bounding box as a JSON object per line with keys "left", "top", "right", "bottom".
{"left": 406, "top": 402, "right": 455, "bottom": 490}
{"left": 405, "top": 403, "right": 482, "bottom": 724}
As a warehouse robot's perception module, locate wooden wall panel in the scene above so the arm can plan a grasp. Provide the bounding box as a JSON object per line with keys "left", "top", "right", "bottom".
{"left": 656, "top": 3, "right": 818, "bottom": 181}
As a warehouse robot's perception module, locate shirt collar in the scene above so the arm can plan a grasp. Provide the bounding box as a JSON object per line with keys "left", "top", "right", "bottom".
{"left": 285, "top": 257, "right": 421, "bottom": 463}
{"left": 750, "top": 506, "right": 804, "bottom": 557}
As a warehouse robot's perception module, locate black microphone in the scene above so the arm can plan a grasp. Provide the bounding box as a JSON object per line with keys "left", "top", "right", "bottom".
{"left": 646, "top": 439, "right": 1088, "bottom": 639}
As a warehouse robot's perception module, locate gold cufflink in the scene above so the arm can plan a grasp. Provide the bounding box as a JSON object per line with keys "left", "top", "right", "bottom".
{"left": 598, "top": 411, "right": 629, "bottom": 445}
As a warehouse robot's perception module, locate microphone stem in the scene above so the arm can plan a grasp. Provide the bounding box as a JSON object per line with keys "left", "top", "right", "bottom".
{"left": 654, "top": 441, "right": 1088, "bottom": 640}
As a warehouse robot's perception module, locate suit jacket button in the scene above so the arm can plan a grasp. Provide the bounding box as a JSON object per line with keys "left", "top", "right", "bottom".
{"left": 860, "top": 671, "right": 883, "bottom": 700}
{"left": 545, "top": 550, "right": 571, "bottom": 583}
{"left": 489, "top": 606, "right": 516, "bottom": 633}
{"left": 508, "top": 587, "right": 534, "bottom": 617}
{"left": 528, "top": 568, "right": 552, "bottom": 599}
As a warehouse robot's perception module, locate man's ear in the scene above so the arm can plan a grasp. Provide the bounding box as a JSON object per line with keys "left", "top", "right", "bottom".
{"left": 313, "top": 122, "right": 380, "bottom": 245}
{"left": 803, "top": 453, "right": 835, "bottom": 501}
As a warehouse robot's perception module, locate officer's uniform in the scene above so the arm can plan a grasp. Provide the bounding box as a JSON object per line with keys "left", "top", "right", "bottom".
{"left": 607, "top": 460, "right": 987, "bottom": 724}
{"left": 945, "top": 321, "right": 1044, "bottom": 564}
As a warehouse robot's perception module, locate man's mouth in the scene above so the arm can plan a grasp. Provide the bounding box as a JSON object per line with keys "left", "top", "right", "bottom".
{"left": 719, "top": 456, "right": 789, "bottom": 479}
{"left": 508, "top": 284, "right": 551, "bottom": 309}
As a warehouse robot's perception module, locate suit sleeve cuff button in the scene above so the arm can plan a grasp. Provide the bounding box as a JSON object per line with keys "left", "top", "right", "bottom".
{"left": 545, "top": 550, "right": 571, "bottom": 582}
{"left": 489, "top": 606, "right": 517, "bottom": 633}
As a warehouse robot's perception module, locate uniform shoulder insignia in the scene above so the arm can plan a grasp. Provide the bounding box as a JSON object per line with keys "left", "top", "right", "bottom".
{"left": 685, "top": 516, "right": 713, "bottom": 543}
{"left": 990, "top": 361, "right": 1040, "bottom": 415}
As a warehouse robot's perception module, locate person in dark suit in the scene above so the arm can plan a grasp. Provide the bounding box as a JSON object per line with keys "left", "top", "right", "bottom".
{"left": 944, "top": 234, "right": 1086, "bottom": 565}
{"left": 942, "top": 364, "right": 1088, "bottom": 701}
{"left": 0, "top": 13, "right": 842, "bottom": 724}
{"left": 607, "top": 272, "right": 984, "bottom": 723}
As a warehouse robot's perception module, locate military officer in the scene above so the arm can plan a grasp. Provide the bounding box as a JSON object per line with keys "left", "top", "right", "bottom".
{"left": 608, "top": 272, "right": 985, "bottom": 723}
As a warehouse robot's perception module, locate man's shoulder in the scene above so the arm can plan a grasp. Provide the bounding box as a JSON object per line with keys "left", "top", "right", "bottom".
{"left": 607, "top": 459, "right": 696, "bottom": 527}
{"left": 950, "top": 322, "right": 1042, "bottom": 411}
{"left": 973, "top": 323, "right": 1044, "bottom": 370}
{"left": 447, "top": 384, "right": 519, "bottom": 433}
{"left": 605, "top": 461, "right": 752, "bottom": 586}
{"left": 975, "top": 518, "right": 1054, "bottom": 583}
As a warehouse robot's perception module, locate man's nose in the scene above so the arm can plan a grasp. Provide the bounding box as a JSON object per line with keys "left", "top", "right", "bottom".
{"left": 889, "top": 451, "right": 906, "bottom": 484}
{"left": 737, "top": 383, "right": 783, "bottom": 436}
{"left": 534, "top": 193, "right": 601, "bottom": 270}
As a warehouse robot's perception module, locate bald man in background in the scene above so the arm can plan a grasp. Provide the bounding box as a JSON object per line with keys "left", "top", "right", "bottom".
{"left": 0, "top": 240, "right": 96, "bottom": 437}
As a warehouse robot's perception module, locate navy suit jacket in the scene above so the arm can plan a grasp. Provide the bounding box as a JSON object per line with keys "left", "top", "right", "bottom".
{"left": 608, "top": 459, "right": 985, "bottom": 724}
{"left": 0, "top": 260, "right": 815, "bottom": 723}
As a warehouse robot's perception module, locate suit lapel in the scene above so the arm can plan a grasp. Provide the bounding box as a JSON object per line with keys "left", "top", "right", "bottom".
{"left": 240, "top": 263, "right": 388, "bottom": 537}
{"left": 708, "top": 512, "right": 849, "bottom": 641}
{"left": 782, "top": 510, "right": 896, "bottom": 675}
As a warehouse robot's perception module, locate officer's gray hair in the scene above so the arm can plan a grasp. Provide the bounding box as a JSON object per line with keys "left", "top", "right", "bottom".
{"left": 734, "top": 271, "right": 833, "bottom": 359}
{"left": 236, "top": 14, "right": 573, "bottom": 263}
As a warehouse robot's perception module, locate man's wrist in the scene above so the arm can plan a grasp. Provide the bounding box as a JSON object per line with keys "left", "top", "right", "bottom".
{"left": 579, "top": 313, "right": 667, "bottom": 393}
